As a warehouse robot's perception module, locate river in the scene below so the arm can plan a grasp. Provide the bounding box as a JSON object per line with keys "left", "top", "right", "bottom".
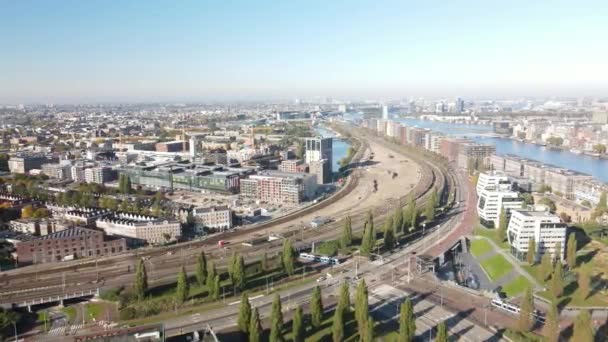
{"left": 396, "top": 118, "right": 608, "bottom": 183}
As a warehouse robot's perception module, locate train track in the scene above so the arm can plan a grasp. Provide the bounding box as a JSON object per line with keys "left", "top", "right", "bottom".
{"left": 0, "top": 126, "right": 452, "bottom": 304}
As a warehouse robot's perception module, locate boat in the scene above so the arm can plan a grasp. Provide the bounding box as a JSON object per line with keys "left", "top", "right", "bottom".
{"left": 570, "top": 148, "right": 583, "bottom": 154}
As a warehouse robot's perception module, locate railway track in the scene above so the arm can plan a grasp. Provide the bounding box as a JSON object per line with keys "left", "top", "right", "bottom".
{"left": 0, "top": 127, "right": 453, "bottom": 304}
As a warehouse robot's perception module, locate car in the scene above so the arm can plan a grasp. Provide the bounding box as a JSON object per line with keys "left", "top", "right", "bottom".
{"left": 316, "top": 276, "right": 326, "bottom": 282}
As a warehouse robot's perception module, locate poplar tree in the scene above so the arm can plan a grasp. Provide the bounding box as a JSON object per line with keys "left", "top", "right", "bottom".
{"left": 233, "top": 254, "right": 246, "bottom": 292}
{"left": 195, "top": 251, "right": 207, "bottom": 287}
{"left": 572, "top": 310, "right": 594, "bottom": 342}
{"left": 134, "top": 259, "right": 148, "bottom": 301}
{"left": 281, "top": 239, "right": 296, "bottom": 276}
{"left": 518, "top": 287, "right": 534, "bottom": 332}
{"left": 542, "top": 300, "right": 559, "bottom": 342}
{"left": 398, "top": 298, "right": 416, "bottom": 342}
{"left": 337, "top": 281, "right": 350, "bottom": 318}
{"left": 355, "top": 279, "right": 369, "bottom": 335}
{"left": 435, "top": 321, "right": 448, "bottom": 342}
{"left": 566, "top": 233, "right": 577, "bottom": 269}
{"left": 269, "top": 294, "right": 284, "bottom": 342}
{"left": 578, "top": 262, "right": 592, "bottom": 300}
{"left": 237, "top": 292, "right": 251, "bottom": 335}
{"left": 249, "top": 307, "right": 262, "bottom": 342}
{"left": 341, "top": 216, "right": 353, "bottom": 249}
{"left": 311, "top": 286, "right": 323, "bottom": 328}
{"left": 393, "top": 206, "right": 404, "bottom": 233}
{"left": 553, "top": 241, "right": 562, "bottom": 262}
{"left": 206, "top": 261, "right": 217, "bottom": 292}
{"left": 332, "top": 305, "right": 344, "bottom": 342}
{"left": 212, "top": 275, "right": 221, "bottom": 300}
{"left": 292, "top": 305, "right": 304, "bottom": 342}
{"left": 363, "top": 315, "right": 375, "bottom": 342}
{"left": 550, "top": 260, "right": 564, "bottom": 298}
{"left": 527, "top": 237, "right": 536, "bottom": 264}
{"left": 497, "top": 208, "right": 508, "bottom": 241}
{"left": 383, "top": 217, "right": 395, "bottom": 250}
{"left": 540, "top": 252, "right": 553, "bottom": 281}
{"left": 175, "top": 266, "right": 189, "bottom": 305}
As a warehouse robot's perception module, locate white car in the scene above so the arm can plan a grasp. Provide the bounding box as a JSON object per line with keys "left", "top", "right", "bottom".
{"left": 316, "top": 276, "right": 326, "bottom": 282}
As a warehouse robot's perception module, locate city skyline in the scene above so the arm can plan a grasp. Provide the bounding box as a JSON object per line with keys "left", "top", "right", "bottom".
{"left": 2, "top": 0, "right": 608, "bottom": 103}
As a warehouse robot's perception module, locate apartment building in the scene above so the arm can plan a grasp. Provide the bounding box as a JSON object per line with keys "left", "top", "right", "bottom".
{"left": 239, "top": 171, "right": 317, "bottom": 206}
{"left": 192, "top": 205, "right": 233, "bottom": 232}
{"left": 278, "top": 159, "right": 305, "bottom": 173}
{"left": 8, "top": 153, "right": 55, "bottom": 174}
{"left": 84, "top": 166, "right": 116, "bottom": 184}
{"left": 439, "top": 138, "right": 471, "bottom": 162}
{"left": 507, "top": 209, "right": 567, "bottom": 262}
{"left": 477, "top": 184, "right": 524, "bottom": 228}
{"left": 457, "top": 143, "right": 496, "bottom": 170}
{"left": 41, "top": 162, "right": 72, "bottom": 181}
{"left": 96, "top": 212, "right": 182, "bottom": 245}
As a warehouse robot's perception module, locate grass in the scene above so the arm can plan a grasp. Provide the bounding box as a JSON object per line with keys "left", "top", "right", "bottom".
{"left": 502, "top": 276, "right": 531, "bottom": 297}
{"left": 473, "top": 224, "right": 509, "bottom": 250}
{"left": 85, "top": 302, "right": 106, "bottom": 322}
{"left": 480, "top": 254, "right": 513, "bottom": 281}
{"left": 470, "top": 239, "right": 493, "bottom": 258}
{"left": 60, "top": 306, "right": 77, "bottom": 323}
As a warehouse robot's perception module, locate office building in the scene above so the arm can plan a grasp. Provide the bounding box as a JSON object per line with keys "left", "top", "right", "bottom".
{"left": 507, "top": 210, "right": 567, "bottom": 262}
{"left": 41, "top": 162, "right": 72, "bottom": 181}
{"left": 309, "top": 159, "right": 331, "bottom": 184}
{"left": 476, "top": 171, "right": 510, "bottom": 196}
{"left": 96, "top": 212, "right": 182, "bottom": 245}
{"left": 15, "top": 227, "right": 127, "bottom": 266}
{"left": 457, "top": 143, "right": 496, "bottom": 170}
{"left": 477, "top": 184, "right": 524, "bottom": 228}
{"left": 84, "top": 166, "right": 116, "bottom": 184}
{"left": 192, "top": 206, "right": 233, "bottom": 233}
{"left": 156, "top": 141, "right": 188, "bottom": 153}
{"left": 240, "top": 171, "right": 317, "bottom": 206}
{"left": 305, "top": 137, "right": 332, "bottom": 184}
{"left": 8, "top": 153, "right": 55, "bottom": 174}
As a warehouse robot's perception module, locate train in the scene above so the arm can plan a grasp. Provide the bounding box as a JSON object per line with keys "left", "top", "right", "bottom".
{"left": 299, "top": 253, "right": 341, "bottom": 265}
{"left": 490, "top": 298, "right": 545, "bottom": 323}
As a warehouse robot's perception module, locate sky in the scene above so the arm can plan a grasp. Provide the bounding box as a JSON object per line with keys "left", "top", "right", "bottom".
{"left": 1, "top": 0, "right": 607, "bottom": 103}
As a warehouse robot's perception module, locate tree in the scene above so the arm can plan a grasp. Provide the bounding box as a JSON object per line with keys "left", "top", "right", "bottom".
{"left": 212, "top": 275, "right": 221, "bottom": 300}
{"left": 341, "top": 216, "right": 353, "bottom": 249}
{"left": 195, "top": 252, "right": 207, "bottom": 287}
{"left": 363, "top": 315, "right": 375, "bottom": 342}
{"left": 337, "top": 281, "right": 350, "bottom": 318}
{"left": 355, "top": 279, "right": 369, "bottom": 335}
{"left": 527, "top": 237, "right": 536, "bottom": 265}
{"left": 249, "top": 307, "right": 262, "bottom": 342}
{"left": 237, "top": 292, "right": 252, "bottom": 335}
{"left": 578, "top": 262, "right": 592, "bottom": 300}
{"left": 175, "top": 266, "right": 189, "bottom": 305}
{"left": 281, "top": 239, "right": 296, "bottom": 276}
{"left": 292, "top": 305, "right": 304, "bottom": 342}
{"left": 269, "top": 294, "right": 284, "bottom": 342}
{"left": 393, "top": 206, "right": 404, "bottom": 234}
{"left": 435, "top": 321, "right": 448, "bottom": 342}
{"left": 311, "top": 286, "right": 323, "bottom": 328}
{"left": 206, "top": 261, "right": 217, "bottom": 292}
{"left": 572, "top": 310, "right": 594, "bottom": 342}
{"left": 21, "top": 205, "right": 34, "bottom": 219}
{"left": 233, "top": 254, "right": 246, "bottom": 292}
{"left": 553, "top": 241, "right": 562, "bottom": 263}
{"left": 566, "top": 233, "right": 577, "bottom": 269}
{"left": 593, "top": 143, "right": 607, "bottom": 154}
{"left": 542, "top": 300, "right": 559, "bottom": 342}
{"left": 538, "top": 197, "right": 556, "bottom": 213}
{"left": 332, "top": 304, "right": 344, "bottom": 342}
{"left": 550, "top": 260, "right": 564, "bottom": 299}
{"left": 134, "top": 259, "right": 148, "bottom": 301}
{"left": 0, "top": 308, "right": 18, "bottom": 339}
{"left": 540, "top": 252, "right": 553, "bottom": 281}
{"left": 383, "top": 217, "right": 396, "bottom": 250}
{"left": 497, "top": 208, "right": 508, "bottom": 242}
{"left": 425, "top": 190, "right": 437, "bottom": 222}
{"left": 518, "top": 287, "right": 534, "bottom": 332}
{"left": 360, "top": 220, "right": 376, "bottom": 256}
{"left": 398, "top": 298, "right": 416, "bottom": 342}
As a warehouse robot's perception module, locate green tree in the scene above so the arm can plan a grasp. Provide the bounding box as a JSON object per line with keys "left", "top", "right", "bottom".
{"left": 175, "top": 266, "right": 189, "bottom": 305}
{"left": 550, "top": 260, "right": 564, "bottom": 299}
{"left": 518, "top": 287, "right": 534, "bottom": 332}
{"left": 540, "top": 252, "right": 553, "bottom": 281}
{"left": 578, "top": 262, "right": 592, "bottom": 300}
{"left": 383, "top": 217, "right": 396, "bottom": 250}
{"left": 0, "top": 308, "right": 19, "bottom": 339}
{"left": 233, "top": 254, "right": 246, "bottom": 292}
{"left": 212, "top": 275, "right": 221, "bottom": 300}
{"left": 538, "top": 197, "right": 556, "bottom": 213}
{"left": 497, "top": 207, "right": 508, "bottom": 241}
{"left": 435, "top": 321, "right": 448, "bottom": 342}
{"left": 542, "top": 300, "right": 560, "bottom": 342}
{"left": 360, "top": 221, "right": 376, "bottom": 256}
{"left": 398, "top": 298, "right": 416, "bottom": 342}
{"left": 332, "top": 304, "right": 344, "bottom": 342}
{"left": 341, "top": 216, "right": 353, "bottom": 249}
{"left": 572, "top": 310, "right": 594, "bottom": 342}
{"left": 566, "top": 233, "right": 577, "bottom": 269}
{"left": 281, "top": 239, "right": 296, "bottom": 276}
{"left": 206, "top": 261, "right": 217, "bottom": 292}
{"left": 195, "top": 251, "right": 207, "bottom": 287}
{"left": 393, "top": 205, "right": 404, "bottom": 234}
{"left": 237, "top": 292, "right": 251, "bottom": 335}
{"left": 311, "top": 286, "right": 323, "bottom": 328}
{"left": 337, "top": 281, "right": 350, "bottom": 318}
{"left": 425, "top": 190, "right": 437, "bottom": 222}
{"left": 249, "top": 307, "right": 262, "bottom": 342}
{"left": 269, "top": 294, "right": 284, "bottom": 342}
{"left": 363, "top": 315, "right": 375, "bottom": 342}
{"left": 553, "top": 241, "right": 562, "bottom": 262}
{"left": 355, "top": 279, "right": 369, "bottom": 335}
{"left": 292, "top": 305, "right": 304, "bottom": 342}
{"left": 134, "top": 259, "right": 148, "bottom": 301}
{"left": 527, "top": 237, "right": 536, "bottom": 264}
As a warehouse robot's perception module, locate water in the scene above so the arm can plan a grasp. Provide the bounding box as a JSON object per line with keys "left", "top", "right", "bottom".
{"left": 315, "top": 127, "right": 352, "bottom": 172}
{"left": 398, "top": 118, "right": 608, "bottom": 183}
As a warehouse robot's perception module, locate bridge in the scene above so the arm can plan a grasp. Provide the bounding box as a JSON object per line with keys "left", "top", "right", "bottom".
{"left": 2, "top": 287, "right": 99, "bottom": 311}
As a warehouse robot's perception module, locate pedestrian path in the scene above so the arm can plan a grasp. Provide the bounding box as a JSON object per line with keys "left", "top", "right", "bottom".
{"left": 48, "top": 324, "right": 83, "bottom": 336}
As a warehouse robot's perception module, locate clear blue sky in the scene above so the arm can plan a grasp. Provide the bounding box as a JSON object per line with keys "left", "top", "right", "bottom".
{"left": 1, "top": 0, "right": 607, "bottom": 103}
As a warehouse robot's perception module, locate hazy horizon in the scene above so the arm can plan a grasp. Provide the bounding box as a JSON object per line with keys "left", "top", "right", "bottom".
{"left": 2, "top": 0, "right": 607, "bottom": 103}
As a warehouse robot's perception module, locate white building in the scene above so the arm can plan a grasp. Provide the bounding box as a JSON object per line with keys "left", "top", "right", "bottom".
{"left": 507, "top": 209, "right": 567, "bottom": 262}
{"left": 41, "top": 162, "right": 72, "bottom": 181}
{"left": 192, "top": 205, "right": 233, "bottom": 233}
{"left": 96, "top": 213, "right": 182, "bottom": 245}
{"left": 477, "top": 184, "right": 524, "bottom": 228}
{"left": 476, "top": 171, "right": 511, "bottom": 196}
{"left": 84, "top": 166, "right": 115, "bottom": 184}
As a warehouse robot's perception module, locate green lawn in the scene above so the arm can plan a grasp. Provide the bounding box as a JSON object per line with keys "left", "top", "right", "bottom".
{"left": 501, "top": 276, "right": 531, "bottom": 297}
{"left": 60, "top": 306, "right": 77, "bottom": 323}
{"left": 480, "top": 254, "right": 513, "bottom": 281}
{"left": 470, "top": 239, "right": 493, "bottom": 258}
{"left": 85, "top": 302, "right": 106, "bottom": 322}
{"left": 473, "top": 225, "right": 509, "bottom": 250}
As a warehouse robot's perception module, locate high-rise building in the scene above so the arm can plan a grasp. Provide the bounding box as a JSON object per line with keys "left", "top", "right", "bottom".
{"left": 381, "top": 105, "right": 389, "bottom": 120}
{"left": 477, "top": 183, "right": 524, "bottom": 228}
{"left": 305, "top": 137, "right": 332, "bottom": 184}
{"left": 507, "top": 209, "right": 567, "bottom": 262}
{"left": 456, "top": 97, "right": 465, "bottom": 113}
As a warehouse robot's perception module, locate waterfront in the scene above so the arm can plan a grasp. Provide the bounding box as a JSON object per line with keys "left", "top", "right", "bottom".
{"left": 316, "top": 126, "right": 351, "bottom": 173}
{"left": 399, "top": 118, "right": 608, "bottom": 183}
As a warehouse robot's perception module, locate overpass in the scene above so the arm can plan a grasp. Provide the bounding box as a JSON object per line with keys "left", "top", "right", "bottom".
{"left": 2, "top": 287, "right": 99, "bottom": 312}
